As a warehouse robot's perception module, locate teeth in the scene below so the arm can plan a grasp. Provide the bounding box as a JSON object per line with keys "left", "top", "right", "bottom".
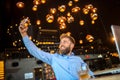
{"left": 61, "top": 46, "right": 65, "bottom": 49}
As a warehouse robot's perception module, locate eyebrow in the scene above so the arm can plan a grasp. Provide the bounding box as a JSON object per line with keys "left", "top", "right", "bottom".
{"left": 60, "top": 39, "right": 71, "bottom": 43}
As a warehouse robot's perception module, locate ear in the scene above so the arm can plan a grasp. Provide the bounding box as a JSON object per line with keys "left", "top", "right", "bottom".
{"left": 70, "top": 43, "right": 74, "bottom": 50}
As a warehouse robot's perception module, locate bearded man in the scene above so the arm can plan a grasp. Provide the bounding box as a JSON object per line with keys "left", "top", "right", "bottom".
{"left": 19, "top": 18, "right": 95, "bottom": 80}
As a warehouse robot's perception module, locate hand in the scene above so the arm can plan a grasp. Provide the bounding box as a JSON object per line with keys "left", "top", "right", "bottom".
{"left": 18, "top": 17, "right": 30, "bottom": 37}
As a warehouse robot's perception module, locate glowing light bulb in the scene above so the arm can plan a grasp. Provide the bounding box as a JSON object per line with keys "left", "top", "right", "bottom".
{"left": 74, "top": 0, "right": 79, "bottom": 2}
{"left": 67, "top": 12, "right": 71, "bottom": 17}
{"left": 86, "top": 34, "right": 94, "bottom": 42}
{"left": 24, "top": 23, "right": 29, "bottom": 27}
{"left": 68, "top": 1, "right": 73, "bottom": 7}
{"left": 57, "top": 16, "right": 66, "bottom": 24}
{"left": 36, "top": 19, "right": 41, "bottom": 25}
{"left": 90, "top": 13, "right": 98, "bottom": 20}
{"left": 79, "top": 20, "right": 84, "bottom": 26}
{"left": 79, "top": 40, "right": 83, "bottom": 44}
{"left": 58, "top": 5, "right": 66, "bottom": 12}
{"left": 46, "top": 14, "right": 54, "bottom": 23}
{"left": 85, "top": 4, "right": 93, "bottom": 10}
{"left": 16, "top": 2, "right": 24, "bottom": 8}
{"left": 91, "top": 8, "right": 97, "bottom": 13}
{"left": 66, "top": 32, "right": 71, "bottom": 36}
{"left": 91, "top": 20, "right": 95, "bottom": 24}
{"left": 71, "top": 6, "right": 80, "bottom": 13}
{"left": 33, "top": 0, "right": 41, "bottom": 5}
{"left": 59, "top": 23, "right": 66, "bottom": 29}
{"left": 41, "top": 0, "right": 46, "bottom": 4}
{"left": 32, "top": 5, "right": 37, "bottom": 11}
{"left": 67, "top": 15, "right": 74, "bottom": 23}
{"left": 83, "top": 8, "right": 89, "bottom": 14}
{"left": 50, "top": 8, "right": 57, "bottom": 14}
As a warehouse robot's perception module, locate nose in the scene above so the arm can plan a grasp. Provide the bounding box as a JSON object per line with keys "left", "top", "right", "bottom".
{"left": 59, "top": 44, "right": 62, "bottom": 48}
{"left": 59, "top": 42, "right": 64, "bottom": 49}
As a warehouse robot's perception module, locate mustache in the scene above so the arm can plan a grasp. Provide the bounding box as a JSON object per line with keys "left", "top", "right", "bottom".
{"left": 59, "top": 45, "right": 65, "bottom": 48}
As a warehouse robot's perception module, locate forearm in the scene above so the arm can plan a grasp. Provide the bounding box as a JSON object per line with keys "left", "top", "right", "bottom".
{"left": 21, "top": 32, "right": 28, "bottom": 37}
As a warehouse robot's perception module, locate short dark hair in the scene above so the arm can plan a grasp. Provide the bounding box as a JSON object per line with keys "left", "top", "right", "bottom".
{"left": 60, "top": 33, "right": 75, "bottom": 45}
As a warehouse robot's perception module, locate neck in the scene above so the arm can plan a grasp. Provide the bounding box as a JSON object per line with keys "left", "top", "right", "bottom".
{"left": 67, "top": 51, "right": 72, "bottom": 55}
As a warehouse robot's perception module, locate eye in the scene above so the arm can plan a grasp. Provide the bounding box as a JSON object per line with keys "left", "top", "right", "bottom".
{"left": 63, "top": 40, "right": 66, "bottom": 43}
{"left": 60, "top": 40, "right": 66, "bottom": 44}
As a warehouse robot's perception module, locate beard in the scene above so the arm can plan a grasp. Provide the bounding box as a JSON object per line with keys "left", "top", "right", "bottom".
{"left": 59, "top": 46, "right": 71, "bottom": 55}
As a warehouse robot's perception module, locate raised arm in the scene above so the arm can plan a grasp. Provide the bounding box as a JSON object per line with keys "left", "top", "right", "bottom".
{"left": 18, "top": 17, "right": 53, "bottom": 65}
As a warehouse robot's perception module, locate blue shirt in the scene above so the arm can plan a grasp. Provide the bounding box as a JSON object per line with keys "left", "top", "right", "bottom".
{"left": 23, "top": 36, "right": 94, "bottom": 80}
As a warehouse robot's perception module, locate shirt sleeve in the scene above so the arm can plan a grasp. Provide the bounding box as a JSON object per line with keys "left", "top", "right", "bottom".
{"left": 88, "top": 69, "right": 95, "bottom": 78}
{"left": 77, "top": 57, "right": 95, "bottom": 78}
{"left": 22, "top": 36, "right": 53, "bottom": 65}
{"left": 81, "top": 62, "right": 95, "bottom": 78}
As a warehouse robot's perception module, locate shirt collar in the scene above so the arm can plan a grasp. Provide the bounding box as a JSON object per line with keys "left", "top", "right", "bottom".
{"left": 60, "top": 52, "right": 74, "bottom": 58}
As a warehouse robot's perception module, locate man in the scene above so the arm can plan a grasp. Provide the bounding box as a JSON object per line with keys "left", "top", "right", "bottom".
{"left": 19, "top": 18, "right": 95, "bottom": 80}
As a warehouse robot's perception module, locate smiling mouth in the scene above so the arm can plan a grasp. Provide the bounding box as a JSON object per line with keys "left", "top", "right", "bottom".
{"left": 60, "top": 46, "right": 65, "bottom": 50}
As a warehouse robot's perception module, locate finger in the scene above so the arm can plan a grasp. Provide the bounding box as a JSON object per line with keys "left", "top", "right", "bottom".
{"left": 24, "top": 17, "right": 29, "bottom": 23}
{"left": 22, "top": 27, "right": 28, "bottom": 32}
{"left": 20, "top": 17, "right": 29, "bottom": 24}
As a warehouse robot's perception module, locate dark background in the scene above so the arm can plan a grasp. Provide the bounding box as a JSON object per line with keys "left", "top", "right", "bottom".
{"left": 0, "top": 0, "right": 120, "bottom": 52}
